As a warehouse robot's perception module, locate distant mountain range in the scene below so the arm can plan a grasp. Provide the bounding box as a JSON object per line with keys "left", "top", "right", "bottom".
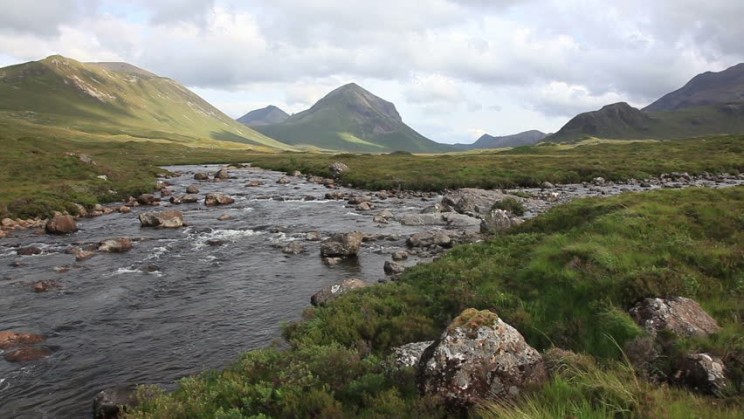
{"left": 238, "top": 105, "right": 289, "bottom": 126}
{"left": 547, "top": 63, "right": 744, "bottom": 142}
{"left": 452, "top": 130, "right": 547, "bottom": 150}
{"left": 0, "top": 55, "right": 290, "bottom": 150}
{"left": 252, "top": 83, "right": 453, "bottom": 153}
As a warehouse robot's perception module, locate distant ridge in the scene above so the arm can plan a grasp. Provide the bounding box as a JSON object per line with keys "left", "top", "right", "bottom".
{"left": 456, "top": 130, "right": 547, "bottom": 149}
{"left": 238, "top": 105, "right": 290, "bottom": 126}
{"left": 0, "top": 55, "right": 291, "bottom": 150}
{"left": 255, "top": 83, "right": 452, "bottom": 153}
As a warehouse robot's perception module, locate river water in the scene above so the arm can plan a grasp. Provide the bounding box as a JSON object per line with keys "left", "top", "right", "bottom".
{"left": 0, "top": 165, "right": 452, "bottom": 418}
{"left": 1, "top": 165, "right": 742, "bottom": 418}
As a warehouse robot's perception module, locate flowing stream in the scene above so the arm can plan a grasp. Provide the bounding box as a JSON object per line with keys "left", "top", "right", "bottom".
{"left": 1, "top": 164, "right": 742, "bottom": 418}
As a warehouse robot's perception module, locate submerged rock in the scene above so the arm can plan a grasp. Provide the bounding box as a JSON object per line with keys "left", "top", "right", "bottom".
{"left": 0, "top": 331, "right": 45, "bottom": 349}
{"left": 311, "top": 278, "right": 367, "bottom": 306}
{"left": 417, "top": 308, "right": 547, "bottom": 406}
{"left": 282, "top": 241, "right": 306, "bottom": 255}
{"left": 3, "top": 346, "right": 52, "bottom": 363}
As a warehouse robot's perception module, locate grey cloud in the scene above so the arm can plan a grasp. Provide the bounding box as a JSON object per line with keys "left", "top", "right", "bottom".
{"left": 0, "top": 0, "right": 94, "bottom": 36}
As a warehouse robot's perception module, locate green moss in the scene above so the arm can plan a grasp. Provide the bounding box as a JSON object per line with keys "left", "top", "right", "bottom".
{"left": 447, "top": 308, "right": 500, "bottom": 334}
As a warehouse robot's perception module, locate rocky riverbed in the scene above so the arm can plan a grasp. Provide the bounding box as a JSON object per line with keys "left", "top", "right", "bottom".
{"left": 1, "top": 164, "right": 742, "bottom": 417}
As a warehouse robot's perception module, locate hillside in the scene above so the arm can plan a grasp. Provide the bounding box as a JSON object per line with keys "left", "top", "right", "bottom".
{"left": 237, "top": 105, "right": 290, "bottom": 126}
{"left": 0, "top": 55, "right": 291, "bottom": 150}
{"left": 547, "top": 103, "right": 657, "bottom": 142}
{"left": 254, "top": 83, "right": 452, "bottom": 153}
{"left": 644, "top": 63, "right": 744, "bottom": 112}
{"left": 454, "top": 130, "right": 547, "bottom": 150}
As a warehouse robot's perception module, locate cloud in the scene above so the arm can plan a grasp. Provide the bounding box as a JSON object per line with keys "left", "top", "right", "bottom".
{"left": 404, "top": 74, "right": 465, "bottom": 104}
{"left": 529, "top": 82, "right": 630, "bottom": 118}
{"left": 0, "top": 0, "right": 93, "bottom": 36}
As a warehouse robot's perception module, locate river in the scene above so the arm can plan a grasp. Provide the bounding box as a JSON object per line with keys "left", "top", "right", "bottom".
{"left": 1, "top": 164, "right": 742, "bottom": 418}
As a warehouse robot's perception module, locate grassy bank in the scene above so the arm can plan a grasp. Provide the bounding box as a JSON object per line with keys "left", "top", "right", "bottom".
{"left": 246, "top": 135, "right": 744, "bottom": 190}
{"left": 127, "top": 186, "right": 744, "bottom": 418}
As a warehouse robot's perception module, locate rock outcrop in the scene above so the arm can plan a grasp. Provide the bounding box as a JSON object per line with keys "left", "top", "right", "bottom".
{"left": 329, "top": 162, "right": 349, "bottom": 178}
{"left": 45, "top": 214, "right": 78, "bottom": 235}
{"left": 441, "top": 188, "right": 514, "bottom": 216}
{"left": 320, "top": 231, "right": 364, "bottom": 257}
{"left": 417, "top": 308, "right": 547, "bottom": 406}
{"left": 629, "top": 297, "right": 721, "bottom": 338}
{"left": 310, "top": 278, "right": 367, "bottom": 306}
{"left": 480, "top": 209, "right": 522, "bottom": 233}
{"left": 138, "top": 210, "right": 184, "bottom": 228}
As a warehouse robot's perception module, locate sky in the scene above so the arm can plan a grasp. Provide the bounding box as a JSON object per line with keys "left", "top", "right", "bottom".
{"left": 0, "top": 0, "right": 743, "bottom": 144}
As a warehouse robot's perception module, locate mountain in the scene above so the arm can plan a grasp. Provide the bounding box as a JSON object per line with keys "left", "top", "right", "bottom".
{"left": 0, "top": 55, "right": 291, "bottom": 150}
{"left": 254, "top": 83, "right": 452, "bottom": 153}
{"left": 468, "top": 130, "right": 547, "bottom": 149}
{"left": 547, "top": 103, "right": 656, "bottom": 142}
{"left": 546, "top": 63, "right": 744, "bottom": 142}
{"left": 237, "top": 105, "right": 290, "bottom": 126}
{"left": 644, "top": 63, "right": 744, "bottom": 112}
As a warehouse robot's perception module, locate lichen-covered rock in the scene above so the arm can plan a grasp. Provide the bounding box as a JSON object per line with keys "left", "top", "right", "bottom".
{"left": 417, "top": 308, "right": 547, "bottom": 406}
{"left": 392, "top": 250, "right": 408, "bottom": 261}
{"left": 391, "top": 341, "right": 435, "bottom": 368}
{"left": 45, "top": 214, "right": 78, "bottom": 235}
{"left": 480, "top": 209, "right": 522, "bottom": 233}
{"left": 629, "top": 297, "right": 721, "bottom": 338}
{"left": 329, "top": 162, "right": 349, "bottom": 178}
{"left": 276, "top": 176, "right": 292, "bottom": 185}
{"left": 138, "top": 210, "right": 184, "bottom": 228}
{"left": 320, "top": 231, "right": 364, "bottom": 257}
{"left": 675, "top": 353, "right": 727, "bottom": 395}
{"left": 98, "top": 238, "right": 133, "bottom": 253}
{"left": 204, "top": 193, "right": 235, "bottom": 206}
{"left": 398, "top": 213, "right": 446, "bottom": 226}
{"left": 311, "top": 278, "right": 366, "bottom": 306}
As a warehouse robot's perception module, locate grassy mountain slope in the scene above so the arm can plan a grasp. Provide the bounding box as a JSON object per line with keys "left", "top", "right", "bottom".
{"left": 255, "top": 83, "right": 452, "bottom": 153}
{"left": 644, "top": 63, "right": 744, "bottom": 112}
{"left": 0, "top": 55, "right": 291, "bottom": 150}
{"left": 237, "top": 105, "right": 290, "bottom": 126}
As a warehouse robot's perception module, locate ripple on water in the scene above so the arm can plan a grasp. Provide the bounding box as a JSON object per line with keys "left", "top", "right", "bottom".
{"left": 188, "top": 228, "right": 264, "bottom": 250}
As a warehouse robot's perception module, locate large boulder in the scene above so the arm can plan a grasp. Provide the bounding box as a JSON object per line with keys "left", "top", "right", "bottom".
{"left": 320, "top": 231, "right": 364, "bottom": 257}
{"left": 98, "top": 238, "right": 133, "bottom": 253}
{"left": 92, "top": 385, "right": 138, "bottom": 419}
{"left": 138, "top": 210, "right": 184, "bottom": 228}
{"left": 441, "top": 188, "right": 514, "bottom": 216}
{"left": 45, "top": 214, "right": 78, "bottom": 235}
{"left": 480, "top": 209, "right": 522, "bottom": 233}
{"left": 204, "top": 193, "right": 235, "bottom": 206}
{"left": 629, "top": 297, "right": 721, "bottom": 338}
{"left": 311, "top": 278, "right": 367, "bottom": 306}
{"left": 674, "top": 353, "right": 727, "bottom": 395}
{"left": 417, "top": 308, "right": 547, "bottom": 406}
